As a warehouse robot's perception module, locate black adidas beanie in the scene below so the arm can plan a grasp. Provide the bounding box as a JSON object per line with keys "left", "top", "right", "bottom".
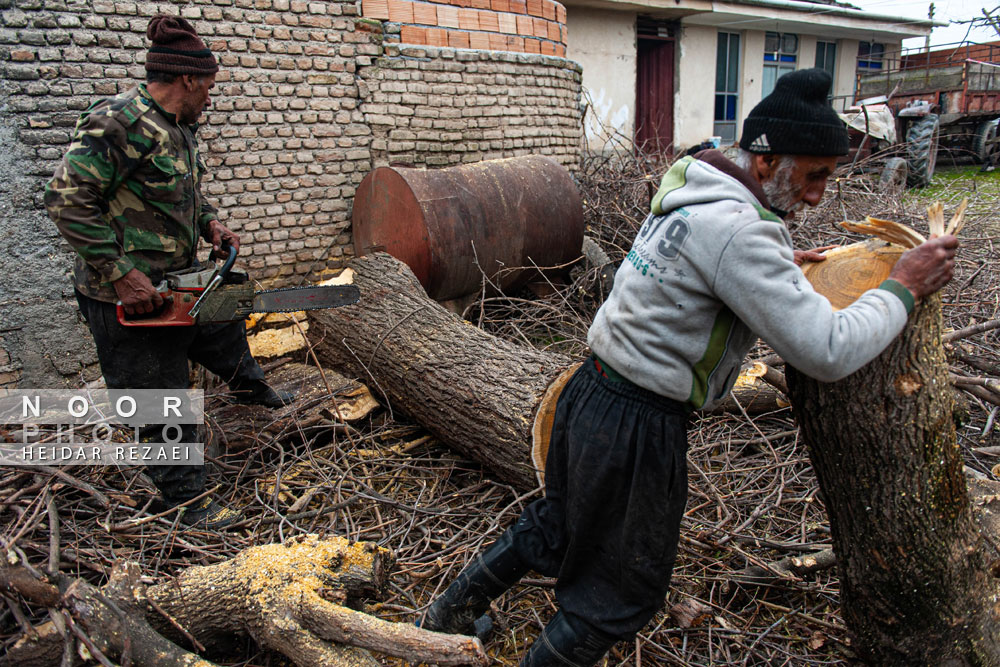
{"left": 739, "top": 68, "right": 848, "bottom": 156}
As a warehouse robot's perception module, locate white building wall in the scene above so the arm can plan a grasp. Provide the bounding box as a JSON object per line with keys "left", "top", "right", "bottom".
{"left": 566, "top": 8, "right": 637, "bottom": 151}
{"left": 674, "top": 23, "right": 718, "bottom": 150}
{"left": 799, "top": 35, "right": 818, "bottom": 72}
{"left": 740, "top": 31, "right": 766, "bottom": 125}
{"left": 834, "top": 38, "right": 859, "bottom": 108}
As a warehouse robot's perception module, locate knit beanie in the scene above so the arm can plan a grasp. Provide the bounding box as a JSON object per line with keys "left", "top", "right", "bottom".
{"left": 739, "top": 68, "right": 848, "bottom": 156}
{"left": 144, "top": 15, "right": 219, "bottom": 76}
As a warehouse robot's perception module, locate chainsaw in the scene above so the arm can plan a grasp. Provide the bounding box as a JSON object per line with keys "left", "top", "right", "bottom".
{"left": 117, "top": 243, "right": 360, "bottom": 327}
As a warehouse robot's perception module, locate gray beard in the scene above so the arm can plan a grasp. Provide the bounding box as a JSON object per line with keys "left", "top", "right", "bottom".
{"left": 761, "top": 156, "right": 805, "bottom": 217}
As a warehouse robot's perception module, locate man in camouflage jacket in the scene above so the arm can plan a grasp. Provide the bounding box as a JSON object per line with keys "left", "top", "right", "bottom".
{"left": 46, "top": 15, "right": 288, "bottom": 529}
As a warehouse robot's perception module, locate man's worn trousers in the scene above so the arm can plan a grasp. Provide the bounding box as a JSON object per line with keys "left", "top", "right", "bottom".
{"left": 508, "top": 357, "right": 690, "bottom": 639}
{"left": 75, "top": 290, "right": 265, "bottom": 502}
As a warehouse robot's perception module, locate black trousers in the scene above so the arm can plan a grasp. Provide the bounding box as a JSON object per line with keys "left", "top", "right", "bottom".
{"left": 75, "top": 290, "right": 265, "bottom": 502}
{"left": 508, "top": 358, "right": 689, "bottom": 639}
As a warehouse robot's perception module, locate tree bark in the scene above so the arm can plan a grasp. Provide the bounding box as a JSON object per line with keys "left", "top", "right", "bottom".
{"left": 309, "top": 252, "right": 576, "bottom": 490}
{"left": 2, "top": 535, "right": 487, "bottom": 667}
{"left": 786, "top": 296, "right": 1000, "bottom": 664}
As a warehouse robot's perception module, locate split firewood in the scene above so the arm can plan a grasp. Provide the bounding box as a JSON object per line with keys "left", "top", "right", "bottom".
{"left": 2, "top": 535, "right": 487, "bottom": 667}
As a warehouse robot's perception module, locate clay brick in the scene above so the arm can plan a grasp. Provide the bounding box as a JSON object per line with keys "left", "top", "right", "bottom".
{"left": 425, "top": 27, "right": 448, "bottom": 46}
{"left": 498, "top": 12, "right": 516, "bottom": 33}
{"left": 515, "top": 14, "right": 531, "bottom": 34}
{"left": 547, "top": 20, "right": 559, "bottom": 41}
{"left": 447, "top": 29, "right": 469, "bottom": 48}
{"left": 540, "top": 39, "right": 555, "bottom": 55}
{"left": 555, "top": 42, "right": 565, "bottom": 57}
{"left": 490, "top": 0, "right": 508, "bottom": 11}
{"left": 526, "top": 0, "right": 542, "bottom": 16}
{"left": 470, "top": 0, "right": 490, "bottom": 8}
{"left": 541, "top": 0, "right": 555, "bottom": 20}
{"left": 478, "top": 10, "right": 499, "bottom": 31}
{"left": 400, "top": 25, "right": 426, "bottom": 44}
{"left": 508, "top": 0, "right": 526, "bottom": 13}
{"left": 412, "top": 1, "right": 437, "bottom": 24}
{"left": 524, "top": 37, "right": 540, "bottom": 53}
{"left": 437, "top": 5, "right": 459, "bottom": 27}
{"left": 488, "top": 33, "right": 506, "bottom": 50}
{"left": 361, "top": 0, "right": 390, "bottom": 19}
{"left": 533, "top": 17, "right": 547, "bottom": 38}
{"left": 469, "top": 31, "right": 489, "bottom": 49}
{"left": 507, "top": 35, "right": 523, "bottom": 50}
{"left": 556, "top": 3, "right": 565, "bottom": 23}
{"left": 387, "top": 0, "right": 413, "bottom": 22}
{"left": 457, "top": 8, "right": 479, "bottom": 30}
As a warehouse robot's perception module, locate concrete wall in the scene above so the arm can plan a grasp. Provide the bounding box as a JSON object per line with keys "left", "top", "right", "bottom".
{"left": 674, "top": 22, "right": 715, "bottom": 150}
{"left": 565, "top": 7, "right": 634, "bottom": 150}
{"left": 0, "top": 0, "right": 582, "bottom": 387}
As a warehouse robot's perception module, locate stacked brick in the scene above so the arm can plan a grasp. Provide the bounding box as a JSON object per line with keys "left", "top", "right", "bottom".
{"left": 361, "top": 0, "right": 566, "bottom": 57}
{"left": 0, "top": 0, "right": 580, "bottom": 292}
{"left": 360, "top": 43, "right": 581, "bottom": 169}
{"left": 1, "top": 0, "right": 380, "bottom": 284}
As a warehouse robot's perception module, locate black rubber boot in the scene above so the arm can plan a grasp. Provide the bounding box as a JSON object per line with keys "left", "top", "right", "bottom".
{"left": 420, "top": 530, "right": 529, "bottom": 636}
{"left": 230, "top": 380, "right": 295, "bottom": 408}
{"left": 520, "top": 612, "right": 616, "bottom": 667}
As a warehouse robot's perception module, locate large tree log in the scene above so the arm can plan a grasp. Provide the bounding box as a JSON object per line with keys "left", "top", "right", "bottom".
{"left": 309, "top": 253, "right": 793, "bottom": 490}
{"left": 310, "top": 252, "right": 576, "bottom": 490}
{"left": 3, "top": 535, "right": 487, "bottom": 667}
{"left": 786, "top": 295, "right": 1000, "bottom": 664}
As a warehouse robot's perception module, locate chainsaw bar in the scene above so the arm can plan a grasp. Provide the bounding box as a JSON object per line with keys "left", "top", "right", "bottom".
{"left": 252, "top": 284, "right": 361, "bottom": 313}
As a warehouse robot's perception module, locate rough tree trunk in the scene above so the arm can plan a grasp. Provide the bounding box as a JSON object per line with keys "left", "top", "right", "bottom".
{"left": 310, "top": 252, "right": 576, "bottom": 490}
{"left": 786, "top": 296, "right": 1000, "bottom": 664}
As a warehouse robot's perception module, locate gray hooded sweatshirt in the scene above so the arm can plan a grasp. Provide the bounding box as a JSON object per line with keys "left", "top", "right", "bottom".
{"left": 587, "top": 151, "right": 913, "bottom": 411}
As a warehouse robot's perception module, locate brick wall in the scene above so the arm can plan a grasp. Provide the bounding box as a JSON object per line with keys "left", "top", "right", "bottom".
{"left": 360, "top": 0, "right": 567, "bottom": 57}
{"left": 360, "top": 43, "right": 582, "bottom": 168}
{"left": 900, "top": 41, "right": 1000, "bottom": 69}
{"left": 0, "top": 0, "right": 582, "bottom": 386}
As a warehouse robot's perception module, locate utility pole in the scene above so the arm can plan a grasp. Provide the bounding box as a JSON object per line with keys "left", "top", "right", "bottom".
{"left": 925, "top": 2, "right": 934, "bottom": 54}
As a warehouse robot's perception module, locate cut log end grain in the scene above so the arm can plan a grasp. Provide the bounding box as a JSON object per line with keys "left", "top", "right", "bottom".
{"left": 800, "top": 239, "right": 904, "bottom": 311}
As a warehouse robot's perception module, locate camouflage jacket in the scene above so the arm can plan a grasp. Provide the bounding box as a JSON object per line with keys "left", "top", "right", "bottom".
{"left": 45, "top": 85, "right": 217, "bottom": 302}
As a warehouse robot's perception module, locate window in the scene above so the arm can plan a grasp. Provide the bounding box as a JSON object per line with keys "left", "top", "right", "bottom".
{"left": 816, "top": 41, "right": 837, "bottom": 78}
{"left": 762, "top": 32, "right": 797, "bottom": 97}
{"left": 715, "top": 32, "right": 740, "bottom": 144}
{"left": 858, "top": 42, "right": 884, "bottom": 70}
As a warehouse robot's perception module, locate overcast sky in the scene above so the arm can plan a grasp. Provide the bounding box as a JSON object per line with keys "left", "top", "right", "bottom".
{"left": 847, "top": 0, "right": 997, "bottom": 47}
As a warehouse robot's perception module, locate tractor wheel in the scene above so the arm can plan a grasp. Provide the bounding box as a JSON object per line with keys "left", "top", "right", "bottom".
{"left": 973, "top": 118, "right": 999, "bottom": 169}
{"left": 879, "top": 157, "right": 908, "bottom": 190}
{"left": 905, "top": 114, "right": 940, "bottom": 188}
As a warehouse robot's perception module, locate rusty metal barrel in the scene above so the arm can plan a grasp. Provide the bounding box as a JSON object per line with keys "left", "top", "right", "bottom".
{"left": 351, "top": 156, "right": 584, "bottom": 301}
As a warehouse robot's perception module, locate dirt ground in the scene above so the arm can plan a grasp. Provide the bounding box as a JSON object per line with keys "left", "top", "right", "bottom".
{"left": 2, "top": 160, "right": 1000, "bottom": 666}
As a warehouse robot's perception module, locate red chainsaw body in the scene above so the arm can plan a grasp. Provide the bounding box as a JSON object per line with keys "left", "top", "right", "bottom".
{"left": 116, "top": 287, "right": 202, "bottom": 327}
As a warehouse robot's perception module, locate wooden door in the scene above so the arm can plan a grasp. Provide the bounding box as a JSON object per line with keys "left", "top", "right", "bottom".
{"left": 635, "top": 37, "right": 675, "bottom": 155}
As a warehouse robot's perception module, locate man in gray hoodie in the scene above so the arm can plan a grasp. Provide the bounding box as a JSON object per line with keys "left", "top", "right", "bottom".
{"left": 421, "top": 69, "right": 957, "bottom": 666}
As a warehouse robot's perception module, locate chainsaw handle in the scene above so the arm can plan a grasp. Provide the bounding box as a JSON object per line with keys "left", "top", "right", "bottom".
{"left": 217, "top": 240, "right": 238, "bottom": 281}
